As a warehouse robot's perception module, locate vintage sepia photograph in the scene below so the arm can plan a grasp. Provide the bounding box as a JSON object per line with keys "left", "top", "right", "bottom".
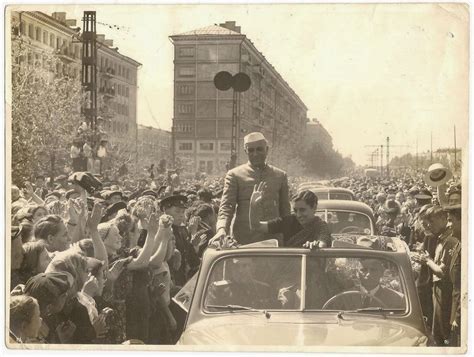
{"left": 3, "top": 2, "right": 469, "bottom": 353}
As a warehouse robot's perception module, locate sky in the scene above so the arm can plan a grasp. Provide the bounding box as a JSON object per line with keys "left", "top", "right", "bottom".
{"left": 8, "top": 3, "right": 469, "bottom": 165}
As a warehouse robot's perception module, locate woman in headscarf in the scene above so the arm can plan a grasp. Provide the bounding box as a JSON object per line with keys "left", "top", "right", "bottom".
{"left": 45, "top": 251, "right": 103, "bottom": 344}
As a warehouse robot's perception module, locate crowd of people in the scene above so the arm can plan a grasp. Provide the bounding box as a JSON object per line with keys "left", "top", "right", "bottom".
{"left": 329, "top": 169, "right": 462, "bottom": 346}
{"left": 8, "top": 131, "right": 463, "bottom": 347}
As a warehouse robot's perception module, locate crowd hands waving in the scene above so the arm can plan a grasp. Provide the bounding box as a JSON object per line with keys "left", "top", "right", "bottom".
{"left": 9, "top": 160, "right": 462, "bottom": 346}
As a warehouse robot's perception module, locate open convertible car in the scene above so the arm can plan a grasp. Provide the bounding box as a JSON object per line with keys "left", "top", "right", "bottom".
{"left": 172, "top": 237, "right": 429, "bottom": 346}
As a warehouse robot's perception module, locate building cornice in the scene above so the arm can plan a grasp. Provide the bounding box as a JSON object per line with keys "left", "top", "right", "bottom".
{"left": 169, "top": 34, "right": 246, "bottom": 42}
{"left": 18, "top": 11, "right": 141, "bottom": 68}
{"left": 98, "top": 44, "right": 142, "bottom": 67}
{"left": 22, "top": 11, "right": 78, "bottom": 36}
{"left": 242, "top": 38, "right": 307, "bottom": 111}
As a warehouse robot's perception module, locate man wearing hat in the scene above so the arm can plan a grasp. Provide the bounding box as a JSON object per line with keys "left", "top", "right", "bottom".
{"left": 410, "top": 204, "right": 436, "bottom": 331}
{"left": 160, "top": 195, "right": 200, "bottom": 287}
{"left": 213, "top": 132, "right": 291, "bottom": 245}
{"left": 444, "top": 202, "right": 462, "bottom": 346}
{"left": 415, "top": 205, "right": 458, "bottom": 346}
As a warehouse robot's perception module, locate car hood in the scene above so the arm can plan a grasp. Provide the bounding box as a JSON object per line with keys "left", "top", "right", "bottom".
{"left": 178, "top": 314, "right": 427, "bottom": 346}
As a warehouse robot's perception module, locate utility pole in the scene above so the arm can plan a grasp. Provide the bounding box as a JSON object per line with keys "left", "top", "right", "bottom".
{"left": 365, "top": 144, "right": 384, "bottom": 173}
{"left": 81, "top": 11, "right": 98, "bottom": 172}
{"left": 380, "top": 145, "right": 383, "bottom": 174}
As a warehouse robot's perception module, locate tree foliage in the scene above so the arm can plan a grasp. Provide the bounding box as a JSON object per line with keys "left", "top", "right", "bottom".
{"left": 300, "top": 142, "right": 355, "bottom": 178}
{"left": 11, "top": 31, "right": 84, "bottom": 185}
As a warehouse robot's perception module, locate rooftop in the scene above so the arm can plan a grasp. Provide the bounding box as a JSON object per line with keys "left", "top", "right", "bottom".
{"left": 174, "top": 24, "right": 242, "bottom": 37}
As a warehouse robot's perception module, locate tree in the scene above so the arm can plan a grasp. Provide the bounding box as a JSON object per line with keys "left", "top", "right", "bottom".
{"left": 10, "top": 28, "right": 84, "bottom": 185}
{"left": 300, "top": 142, "right": 353, "bottom": 178}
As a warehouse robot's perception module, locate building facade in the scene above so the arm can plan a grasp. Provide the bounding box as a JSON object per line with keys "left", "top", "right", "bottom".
{"left": 97, "top": 37, "right": 141, "bottom": 152}
{"left": 137, "top": 124, "right": 172, "bottom": 169}
{"left": 10, "top": 11, "right": 141, "bottom": 156}
{"left": 11, "top": 11, "right": 82, "bottom": 79}
{"left": 304, "top": 118, "right": 333, "bottom": 154}
{"left": 170, "top": 21, "right": 308, "bottom": 174}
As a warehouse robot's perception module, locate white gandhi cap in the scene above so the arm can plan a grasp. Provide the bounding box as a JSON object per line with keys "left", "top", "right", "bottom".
{"left": 244, "top": 132, "right": 267, "bottom": 145}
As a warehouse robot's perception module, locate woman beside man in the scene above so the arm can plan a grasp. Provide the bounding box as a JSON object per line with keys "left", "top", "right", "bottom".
{"left": 249, "top": 183, "right": 332, "bottom": 248}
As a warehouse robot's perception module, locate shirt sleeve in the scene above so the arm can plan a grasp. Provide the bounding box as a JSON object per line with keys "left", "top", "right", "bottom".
{"left": 267, "top": 216, "right": 285, "bottom": 234}
{"left": 216, "top": 170, "right": 238, "bottom": 233}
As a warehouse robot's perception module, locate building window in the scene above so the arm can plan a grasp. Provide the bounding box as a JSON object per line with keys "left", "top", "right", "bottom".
{"left": 43, "top": 30, "right": 48, "bottom": 44}
{"left": 35, "top": 27, "right": 41, "bottom": 41}
{"left": 177, "top": 104, "right": 193, "bottom": 114}
{"left": 178, "top": 85, "right": 194, "bottom": 95}
{"left": 179, "top": 47, "right": 195, "bottom": 57}
{"left": 176, "top": 124, "right": 193, "bottom": 133}
{"left": 125, "top": 87, "right": 129, "bottom": 97}
{"left": 178, "top": 67, "right": 195, "bottom": 77}
{"left": 199, "top": 143, "right": 214, "bottom": 151}
{"left": 220, "top": 142, "right": 231, "bottom": 152}
{"left": 126, "top": 69, "right": 130, "bottom": 79}
{"left": 56, "top": 37, "right": 61, "bottom": 49}
{"left": 178, "top": 142, "right": 193, "bottom": 151}
{"left": 28, "top": 24, "right": 34, "bottom": 38}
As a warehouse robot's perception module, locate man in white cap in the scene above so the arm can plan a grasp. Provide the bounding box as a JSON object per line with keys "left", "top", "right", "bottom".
{"left": 210, "top": 132, "right": 290, "bottom": 245}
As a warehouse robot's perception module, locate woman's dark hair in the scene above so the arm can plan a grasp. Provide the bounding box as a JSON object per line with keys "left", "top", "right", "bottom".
{"left": 24, "top": 272, "right": 71, "bottom": 313}
{"left": 292, "top": 190, "right": 318, "bottom": 208}
{"left": 33, "top": 215, "right": 63, "bottom": 241}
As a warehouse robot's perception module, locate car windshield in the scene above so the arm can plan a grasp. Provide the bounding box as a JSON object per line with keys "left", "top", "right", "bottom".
{"left": 202, "top": 255, "right": 406, "bottom": 312}
{"left": 316, "top": 210, "right": 372, "bottom": 234}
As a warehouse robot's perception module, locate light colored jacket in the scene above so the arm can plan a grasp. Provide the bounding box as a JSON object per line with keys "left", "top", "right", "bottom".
{"left": 217, "top": 162, "right": 290, "bottom": 244}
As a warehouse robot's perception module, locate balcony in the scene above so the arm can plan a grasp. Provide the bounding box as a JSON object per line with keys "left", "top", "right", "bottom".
{"left": 99, "top": 87, "right": 116, "bottom": 98}
{"left": 100, "top": 67, "right": 116, "bottom": 78}
{"left": 56, "top": 48, "right": 76, "bottom": 62}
